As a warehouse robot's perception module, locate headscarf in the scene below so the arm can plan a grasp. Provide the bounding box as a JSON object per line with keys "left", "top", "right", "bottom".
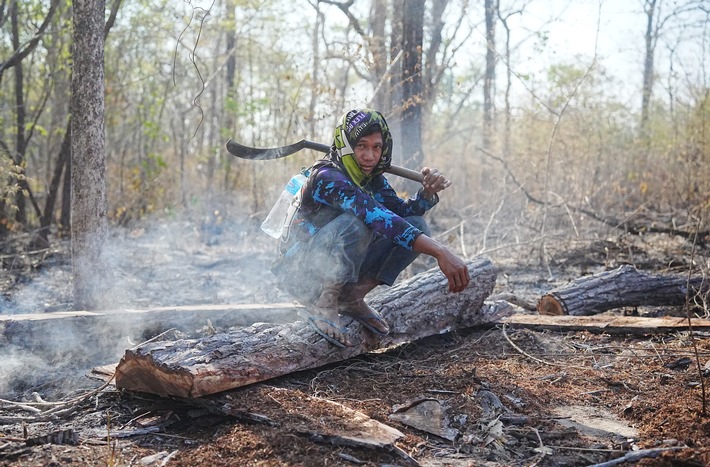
{"left": 329, "top": 108, "right": 393, "bottom": 187}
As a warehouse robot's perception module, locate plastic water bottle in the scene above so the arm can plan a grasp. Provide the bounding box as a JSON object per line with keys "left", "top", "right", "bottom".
{"left": 260, "top": 173, "right": 307, "bottom": 238}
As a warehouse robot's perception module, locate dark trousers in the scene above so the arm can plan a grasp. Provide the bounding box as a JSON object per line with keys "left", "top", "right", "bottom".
{"left": 272, "top": 213, "right": 430, "bottom": 305}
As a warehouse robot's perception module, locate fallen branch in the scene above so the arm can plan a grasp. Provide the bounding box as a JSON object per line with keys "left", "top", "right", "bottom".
{"left": 0, "top": 375, "right": 115, "bottom": 425}
{"left": 588, "top": 447, "right": 686, "bottom": 467}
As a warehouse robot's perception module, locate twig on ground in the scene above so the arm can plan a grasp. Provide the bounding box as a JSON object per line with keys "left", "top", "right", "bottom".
{"left": 130, "top": 328, "right": 178, "bottom": 349}
{"left": 587, "top": 447, "right": 685, "bottom": 467}
{"left": 0, "top": 400, "right": 42, "bottom": 414}
{"left": 685, "top": 216, "right": 707, "bottom": 415}
{"left": 0, "top": 329, "right": 177, "bottom": 424}
{"left": 501, "top": 324, "right": 589, "bottom": 371}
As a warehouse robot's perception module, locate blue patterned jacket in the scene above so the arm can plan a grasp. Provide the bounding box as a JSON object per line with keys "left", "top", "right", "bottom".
{"left": 287, "top": 161, "right": 437, "bottom": 251}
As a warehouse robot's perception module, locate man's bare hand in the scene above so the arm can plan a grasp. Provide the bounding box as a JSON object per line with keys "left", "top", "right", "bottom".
{"left": 412, "top": 235, "right": 470, "bottom": 293}
{"left": 436, "top": 249, "right": 470, "bottom": 293}
{"left": 421, "top": 167, "right": 451, "bottom": 198}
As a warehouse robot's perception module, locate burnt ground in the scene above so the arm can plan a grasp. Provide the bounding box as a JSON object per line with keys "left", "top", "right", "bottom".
{"left": 1, "top": 214, "right": 710, "bottom": 466}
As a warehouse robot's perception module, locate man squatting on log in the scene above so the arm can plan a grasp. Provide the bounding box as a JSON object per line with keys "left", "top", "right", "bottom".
{"left": 271, "top": 108, "right": 471, "bottom": 348}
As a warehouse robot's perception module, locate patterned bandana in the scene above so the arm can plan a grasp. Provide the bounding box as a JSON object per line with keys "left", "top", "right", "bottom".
{"left": 329, "top": 108, "right": 393, "bottom": 187}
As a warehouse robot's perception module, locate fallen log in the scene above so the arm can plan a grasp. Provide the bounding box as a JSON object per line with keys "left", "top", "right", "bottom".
{"left": 537, "top": 265, "right": 708, "bottom": 316}
{"left": 115, "top": 256, "right": 500, "bottom": 398}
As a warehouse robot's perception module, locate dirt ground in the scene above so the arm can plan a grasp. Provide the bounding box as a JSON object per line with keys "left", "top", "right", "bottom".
{"left": 1, "top": 215, "right": 710, "bottom": 466}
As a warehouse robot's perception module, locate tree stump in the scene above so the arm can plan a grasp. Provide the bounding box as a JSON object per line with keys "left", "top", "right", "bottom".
{"left": 115, "top": 256, "right": 500, "bottom": 398}
{"left": 537, "top": 265, "right": 708, "bottom": 316}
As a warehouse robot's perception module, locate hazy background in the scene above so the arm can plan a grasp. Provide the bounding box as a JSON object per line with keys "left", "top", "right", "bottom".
{"left": 1, "top": 0, "right": 708, "bottom": 398}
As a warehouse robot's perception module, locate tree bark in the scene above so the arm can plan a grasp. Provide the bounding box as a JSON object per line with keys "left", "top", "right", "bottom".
{"left": 482, "top": 0, "right": 497, "bottom": 151}
{"left": 537, "top": 265, "right": 708, "bottom": 316}
{"left": 369, "top": 0, "right": 387, "bottom": 112}
{"left": 11, "top": 1, "right": 27, "bottom": 225}
{"left": 71, "top": 0, "right": 108, "bottom": 310}
{"left": 36, "top": 122, "right": 70, "bottom": 246}
{"left": 640, "top": 0, "right": 657, "bottom": 141}
{"left": 399, "top": 0, "right": 424, "bottom": 195}
{"left": 115, "top": 256, "right": 500, "bottom": 398}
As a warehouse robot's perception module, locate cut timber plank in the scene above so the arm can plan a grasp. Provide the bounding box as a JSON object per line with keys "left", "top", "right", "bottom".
{"left": 114, "top": 256, "right": 500, "bottom": 398}
{"left": 0, "top": 303, "right": 301, "bottom": 359}
{"left": 537, "top": 265, "right": 708, "bottom": 316}
{"left": 501, "top": 314, "right": 710, "bottom": 334}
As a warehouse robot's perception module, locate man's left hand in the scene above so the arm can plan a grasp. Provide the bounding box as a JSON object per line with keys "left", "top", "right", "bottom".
{"left": 421, "top": 167, "right": 451, "bottom": 198}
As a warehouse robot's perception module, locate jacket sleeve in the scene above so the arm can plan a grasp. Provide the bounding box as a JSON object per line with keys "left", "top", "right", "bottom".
{"left": 373, "top": 176, "right": 438, "bottom": 216}
{"left": 311, "top": 170, "right": 423, "bottom": 249}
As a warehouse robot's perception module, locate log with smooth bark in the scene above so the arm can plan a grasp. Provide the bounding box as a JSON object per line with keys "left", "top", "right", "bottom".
{"left": 115, "top": 256, "right": 499, "bottom": 398}
{"left": 537, "top": 265, "right": 708, "bottom": 316}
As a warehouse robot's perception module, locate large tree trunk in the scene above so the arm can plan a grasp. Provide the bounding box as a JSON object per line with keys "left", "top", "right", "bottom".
{"left": 115, "top": 257, "right": 500, "bottom": 398}
{"left": 537, "top": 265, "right": 708, "bottom": 316}
{"left": 71, "top": 0, "right": 108, "bottom": 310}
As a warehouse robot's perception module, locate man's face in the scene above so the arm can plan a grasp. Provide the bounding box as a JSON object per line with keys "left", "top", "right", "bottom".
{"left": 353, "top": 132, "right": 383, "bottom": 174}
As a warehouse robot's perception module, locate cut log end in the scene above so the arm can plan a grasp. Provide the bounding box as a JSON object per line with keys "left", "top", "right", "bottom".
{"left": 537, "top": 266, "right": 707, "bottom": 317}
{"left": 115, "top": 352, "right": 195, "bottom": 398}
{"left": 537, "top": 294, "right": 566, "bottom": 316}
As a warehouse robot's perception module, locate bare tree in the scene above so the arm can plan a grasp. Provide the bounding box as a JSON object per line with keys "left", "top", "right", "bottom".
{"left": 71, "top": 0, "right": 108, "bottom": 309}
{"left": 1, "top": 0, "right": 61, "bottom": 229}
{"left": 483, "top": 0, "right": 497, "bottom": 151}
{"left": 0, "top": 0, "right": 60, "bottom": 84}
{"left": 640, "top": 0, "right": 706, "bottom": 142}
{"left": 400, "top": 0, "right": 424, "bottom": 175}
{"left": 640, "top": 0, "right": 658, "bottom": 141}
{"left": 368, "top": 0, "right": 388, "bottom": 112}
{"left": 497, "top": 3, "right": 524, "bottom": 157}
{"left": 10, "top": 1, "right": 27, "bottom": 224}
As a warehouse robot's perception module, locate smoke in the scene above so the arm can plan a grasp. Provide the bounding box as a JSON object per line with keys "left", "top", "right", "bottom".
{"left": 0, "top": 212, "right": 292, "bottom": 400}
{"left": 0, "top": 187, "right": 467, "bottom": 401}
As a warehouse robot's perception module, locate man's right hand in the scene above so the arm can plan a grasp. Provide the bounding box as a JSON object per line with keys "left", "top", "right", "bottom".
{"left": 413, "top": 235, "right": 470, "bottom": 293}
{"left": 435, "top": 248, "right": 470, "bottom": 292}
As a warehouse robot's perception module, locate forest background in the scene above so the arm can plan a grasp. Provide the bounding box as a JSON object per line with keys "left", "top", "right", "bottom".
{"left": 0, "top": 0, "right": 708, "bottom": 311}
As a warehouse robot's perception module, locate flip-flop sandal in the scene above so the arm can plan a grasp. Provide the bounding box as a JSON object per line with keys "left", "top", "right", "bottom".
{"left": 341, "top": 309, "right": 389, "bottom": 336}
{"left": 307, "top": 316, "right": 349, "bottom": 348}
